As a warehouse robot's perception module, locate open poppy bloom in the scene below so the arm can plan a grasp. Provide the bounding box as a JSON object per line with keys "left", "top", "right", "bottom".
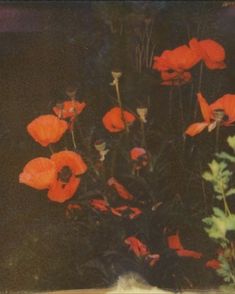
{"left": 107, "top": 177, "right": 134, "bottom": 200}
{"left": 53, "top": 100, "right": 86, "bottom": 119}
{"left": 185, "top": 93, "right": 235, "bottom": 136}
{"left": 153, "top": 44, "right": 201, "bottom": 85}
{"left": 167, "top": 232, "right": 202, "bottom": 259}
{"left": 90, "top": 199, "right": 110, "bottom": 212}
{"left": 205, "top": 259, "right": 220, "bottom": 270}
{"left": 48, "top": 151, "right": 87, "bottom": 203}
{"left": 27, "top": 115, "right": 68, "bottom": 147}
{"left": 125, "top": 236, "right": 149, "bottom": 257}
{"left": 19, "top": 151, "right": 87, "bottom": 203}
{"left": 102, "top": 107, "right": 136, "bottom": 132}
{"left": 189, "top": 38, "right": 226, "bottom": 70}
{"left": 19, "top": 157, "right": 57, "bottom": 190}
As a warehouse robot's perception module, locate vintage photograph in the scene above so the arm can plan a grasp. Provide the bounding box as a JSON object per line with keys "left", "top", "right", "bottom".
{"left": 1, "top": 1, "right": 235, "bottom": 293}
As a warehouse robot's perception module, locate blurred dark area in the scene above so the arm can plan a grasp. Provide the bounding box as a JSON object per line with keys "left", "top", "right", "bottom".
{"left": 0, "top": 1, "right": 235, "bottom": 291}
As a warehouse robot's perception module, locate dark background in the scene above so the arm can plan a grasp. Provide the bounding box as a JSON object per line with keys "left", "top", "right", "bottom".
{"left": 0, "top": 1, "right": 235, "bottom": 291}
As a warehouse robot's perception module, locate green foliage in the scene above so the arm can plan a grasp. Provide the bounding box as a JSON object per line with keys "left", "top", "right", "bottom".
{"left": 202, "top": 137, "right": 235, "bottom": 285}
{"left": 203, "top": 208, "right": 235, "bottom": 246}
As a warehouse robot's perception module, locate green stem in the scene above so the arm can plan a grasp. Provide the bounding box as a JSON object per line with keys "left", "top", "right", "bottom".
{"left": 215, "top": 123, "right": 220, "bottom": 153}
{"left": 115, "top": 79, "right": 129, "bottom": 133}
{"left": 71, "top": 128, "right": 77, "bottom": 150}
{"left": 48, "top": 144, "right": 54, "bottom": 154}
{"left": 220, "top": 181, "right": 231, "bottom": 216}
{"left": 140, "top": 120, "right": 147, "bottom": 149}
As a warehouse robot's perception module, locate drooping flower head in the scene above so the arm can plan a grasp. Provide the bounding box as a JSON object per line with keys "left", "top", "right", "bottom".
{"left": 102, "top": 107, "right": 136, "bottom": 133}
{"left": 189, "top": 38, "right": 226, "bottom": 70}
{"left": 27, "top": 115, "right": 68, "bottom": 147}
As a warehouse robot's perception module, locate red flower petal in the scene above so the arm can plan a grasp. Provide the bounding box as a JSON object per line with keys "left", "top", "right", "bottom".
{"left": 27, "top": 115, "right": 68, "bottom": 147}
{"left": 205, "top": 259, "right": 220, "bottom": 270}
{"left": 102, "top": 107, "right": 136, "bottom": 133}
{"left": 90, "top": 199, "right": 110, "bottom": 212}
{"left": 176, "top": 249, "right": 202, "bottom": 259}
{"left": 185, "top": 122, "right": 209, "bottom": 136}
{"left": 107, "top": 177, "right": 134, "bottom": 200}
{"left": 167, "top": 233, "right": 184, "bottom": 250}
{"left": 19, "top": 157, "right": 56, "bottom": 190}
{"left": 125, "top": 236, "right": 149, "bottom": 257}
{"left": 48, "top": 176, "right": 80, "bottom": 203}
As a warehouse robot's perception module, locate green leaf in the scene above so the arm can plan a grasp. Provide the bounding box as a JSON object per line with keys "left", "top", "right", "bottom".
{"left": 227, "top": 136, "right": 235, "bottom": 150}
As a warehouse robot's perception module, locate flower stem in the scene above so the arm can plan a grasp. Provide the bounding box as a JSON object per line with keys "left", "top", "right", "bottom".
{"left": 215, "top": 123, "right": 220, "bottom": 153}
{"left": 114, "top": 78, "right": 129, "bottom": 133}
{"left": 49, "top": 144, "right": 54, "bottom": 154}
{"left": 71, "top": 128, "right": 77, "bottom": 150}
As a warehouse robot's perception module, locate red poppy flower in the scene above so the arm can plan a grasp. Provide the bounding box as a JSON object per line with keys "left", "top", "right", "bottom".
{"left": 53, "top": 100, "right": 86, "bottom": 119}
{"left": 167, "top": 232, "right": 202, "bottom": 259}
{"left": 185, "top": 93, "right": 235, "bottom": 136}
{"left": 90, "top": 199, "right": 110, "bottom": 212}
{"left": 27, "top": 115, "right": 68, "bottom": 147}
{"left": 107, "top": 177, "right": 134, "bottom": 200}
{"left": 19, "top": 157, "right": 56, "bottom": 190}
{"left": 167, "top": 233, "right": 184, "bottom": 250}
{"left": 48, "top": 151, "right": 87, "bottom": 203}
{"left": 189, "top": 38, "right": 226, "bottom": 70}
{"left": 130, "top": 147, "right": 146, "bottom": 161}
{"left": 125, "top": 236, "right": 149, "bottom": 257}
{"left": 102, "top": 107, "right": 136, "bottom": 133}
{"left": 153, "top": 44, "right": 200, "bottom": 86}
{"left": 205, "top": 259, "right": 220, "bottom": 270}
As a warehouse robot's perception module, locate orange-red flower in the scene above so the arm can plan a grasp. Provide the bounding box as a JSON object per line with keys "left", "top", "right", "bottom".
{"left": 48, "top": 151, "right": 87, "bottom": 203}
{"left": 130, "top": 147, "right": 146, "bottom": 161}
{"left": 185, "top": 93, "right": 235, "bottom": 136}
{"left": 125, "top": 236, "right": 149, "bottom": 257}
{"left": 189, "top": 38, "right": 226, "bottom": 70}
{"left": 167, "top": 232, "right": 202, "bottom": 259}
{"left": 130, "top": 147, "right": 148, "bottom": 170}
{"left": 20, "top": 151, "right": 87, "bottom": 203}
{"left": 102, "top": 107, "right": 136, "bottom": 133}
{"left": 27, "top": 115, "right": 68, "bottom": 147}
{"left": 205, "top": 259, "right": 220, "bottom": 270}
{"left": 90, "top": 199, "right": 110, "bottom": 212}
{"left": 153, "top": 44, "right": 200, "bottom": 85}
{"left": 53, "top": 100, "right": 86, "bottom": 119}
{"left": 19, "top": 157, "right": 56, "bottom": 190}
{"left": 107, "top": 177, "right": 134, "bottom": 200}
